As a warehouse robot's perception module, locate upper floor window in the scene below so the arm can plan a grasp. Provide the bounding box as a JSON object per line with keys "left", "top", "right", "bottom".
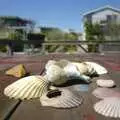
{"left": 107, "top": 15, "right": 117, "bottom": 23}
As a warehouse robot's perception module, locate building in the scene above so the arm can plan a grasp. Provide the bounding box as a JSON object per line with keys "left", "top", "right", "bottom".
{"left": 83, "top": 5, "right": 120, "bottom": 52}
{"left": 83, "top": 5, "right": 120, "bottom": 25}
{"left": 0, "top": 16, "right": 34, "bottom": 39}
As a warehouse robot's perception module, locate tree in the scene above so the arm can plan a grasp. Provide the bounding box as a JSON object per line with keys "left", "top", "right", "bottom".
{"left": 105, "top": 22, "right": 120, "bottom": 40}
{"left": 84, "top": 21, "right": 104, "bottom": 52}
{"left": 40, "top": 27, "right": 64, "bottom": 41}
{"left": 40, "top": 27, "right": 78, "bottom": 53}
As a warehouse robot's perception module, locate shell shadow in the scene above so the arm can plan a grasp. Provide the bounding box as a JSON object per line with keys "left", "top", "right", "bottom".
{"left": 54, "top": 78, "right": 91, "bottom": 87}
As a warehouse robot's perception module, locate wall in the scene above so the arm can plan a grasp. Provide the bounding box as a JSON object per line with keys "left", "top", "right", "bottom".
{"left": 92, "top": 9, "right": 120, "bottom": 24}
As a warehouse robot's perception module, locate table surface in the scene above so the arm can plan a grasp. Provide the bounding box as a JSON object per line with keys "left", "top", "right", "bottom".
{"left": 0, "top": 53, "right": 120, "bottom": 120}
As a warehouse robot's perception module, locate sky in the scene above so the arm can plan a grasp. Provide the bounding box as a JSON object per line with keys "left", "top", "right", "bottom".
{"left": 0, "top": 0, "right": 120, "bottom": 32}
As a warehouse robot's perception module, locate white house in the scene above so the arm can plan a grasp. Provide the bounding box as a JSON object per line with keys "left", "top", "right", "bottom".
{"left": 83, "top": 5, "right": 120, "bottom": 25}
{"left": 83, "top": 5, "right": 120, "bottom": 52}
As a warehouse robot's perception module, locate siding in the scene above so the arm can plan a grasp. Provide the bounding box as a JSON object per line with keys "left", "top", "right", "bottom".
{"left": 92, "top": 9, "right": 120, "bottom": 24}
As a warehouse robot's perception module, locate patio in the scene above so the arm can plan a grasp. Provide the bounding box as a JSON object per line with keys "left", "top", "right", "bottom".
{"left": 0, "top": 53, "right": 120, "bottom": 120}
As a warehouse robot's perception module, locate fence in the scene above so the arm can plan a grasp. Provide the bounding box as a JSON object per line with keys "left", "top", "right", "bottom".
{"left": 0, "top": 39, "right": 120, "bottom": 56}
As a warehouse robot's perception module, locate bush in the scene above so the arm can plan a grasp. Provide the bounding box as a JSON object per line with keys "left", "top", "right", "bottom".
{"left": 0, "top": 45, "right": 7, "bottom": 52}
{"left": 84, "top": 21, "right": 104, "bottom": 52}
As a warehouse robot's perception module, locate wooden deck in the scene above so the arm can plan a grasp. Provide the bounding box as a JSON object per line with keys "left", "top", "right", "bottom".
{"left": 0, "top": 53, "right": 120, "bottom": 120}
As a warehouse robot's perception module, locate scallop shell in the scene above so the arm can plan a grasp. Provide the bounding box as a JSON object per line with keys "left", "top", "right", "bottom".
{"left": 96, "top": 79, "right": 115, "bottom": 87}
{"left": 45, "top": 60, "right": 56, "bottom": 70}
{"left": 55, "top": 59, "right": 70, "bottom": 68}
{"left": 45, "top": 59, "right": 69, "bottom": 70}
{"left": 94, "top": 97, "right": 120, "bottom": 118}
{"left": 4, "top": 75, "right": 49, "bottom": 100}
{"left": 64, "top": 63, "right": 81, "bottom": 78}
{"left": 40, "top": 89, "right": 82, "bottom": 108}
{"left": 45, "top": 64, "right": 67, "bottom": 85}
{"left": 85, "top": 62, "right": 108, "bottom": 75}
{"left": 72, "top": 62, "right": 96, "bottom": 76}
{"left": 92, "top": 88, "right": 120, "bottom": 99}
{"left": 63, "top": 63, "right": 91, "bottom": 83}
{"left": 72, "top": 62, "right": 88, "bottom": 74}
{"left": 45, "top": 61, "right": 91, "bottom": 85}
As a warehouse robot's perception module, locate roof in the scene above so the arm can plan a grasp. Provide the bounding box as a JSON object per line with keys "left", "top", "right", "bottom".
{"left": 83, "top": 5, "right": 120, "bottom": 16}
{"left": 0, "top": 16, "right": 34, "bottom": 26}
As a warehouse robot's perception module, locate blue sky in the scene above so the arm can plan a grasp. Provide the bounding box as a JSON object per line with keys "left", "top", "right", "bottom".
{"left": 0, "top": 0, "right": 120, "bottom": 32}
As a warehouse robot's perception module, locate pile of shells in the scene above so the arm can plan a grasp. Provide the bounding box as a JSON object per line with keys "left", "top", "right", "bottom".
{"left": 4, "top": 59, "right": 110, "bottom": 111}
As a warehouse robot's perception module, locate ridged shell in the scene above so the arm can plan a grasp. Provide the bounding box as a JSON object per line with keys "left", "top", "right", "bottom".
{"left": 94, "top": 97, "right": 120, "bottom": 118}
{"left": 96, "top": 79, "right": 115, "bottom": 87}
{"left": 45, "top": 60, "right": 56, "bottom": 70}
{"left": 64, "top": 63, "right": 81, "bottom": 78}
{"left": 63, "top": 63, "right": 91, "bottom": 83}
{"left": 40, "top": 89, "right": 82, "bottom": 108}
{"left": 55, "top": 59, "right": 70, "bottom": 68}
{"left": 72, "top": 62, "right": 88, "bottom": 74}
{"left": 45, "top": 59, "right": 69, "bottom": 70}
{"left": 85, "top": 62, "right": 108, "bottom": 75}
{"left": 45, "top": 64, "right": 67, "bottom": 85}
{"left": 92, "top": 88, "right": 120, "bottom": 99}
{"left": 4, "top": 75, "right": 49, "bottom": 100}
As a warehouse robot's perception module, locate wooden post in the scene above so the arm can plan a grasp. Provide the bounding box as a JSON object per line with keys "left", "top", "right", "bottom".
{"left": 6, "top": 44, "right": 13, "bottom": 56}
{"left": 40, "top": 44, "right": 46, "bottom": 54}
{"left": 30, "top": 44, "right": 35, "bottom": 54}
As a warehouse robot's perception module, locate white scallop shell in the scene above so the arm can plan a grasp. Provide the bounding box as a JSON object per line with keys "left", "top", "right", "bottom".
{"left": 64, "top": 63, "right": 81, "bottom": 78}
{"left": 96, "top": 79, "right": 115, "bottom": 87}
{"left": 92, "top": 88, "right": 120, "bottom": 99}
{"left": 40, "top": 89, "right": 82, "bottom": 108}
{"left": 94, "top": 97, "right": 120, "bottom": 118}
{"left": 72, "top": 62, "right": 88, "bottom": 74}
{"left": 4, "top": 75, "right": 49, "bottom": 100}
{"left": 72, "top": 62, "right": 96, "bottom": 76}
{"left": 55, "top": 59, "right": 70, "bottom": 68}
{"left": 45, "top": 64, "right": 67, "bottom": 85}
{"left": 45, "top": 62, "right": 91, "bottom": 85}
{"left": 63, "top": 63, "right": 90, "bottom": 83}
{"left": 85, "top": 62, "right": 108, "bottom": 75}
{"left": 45, "top": 60, "right": 56, "bottom": 70}
{"left": 45, "top": 59, "right": 69, "bottom": 70}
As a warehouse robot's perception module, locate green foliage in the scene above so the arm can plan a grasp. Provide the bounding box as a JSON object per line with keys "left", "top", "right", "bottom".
{"left": 84, "top": 21, "right": 103, "bottom": 41}
{"left": 64, "top": 32, "right": 78, "bottom": 40}
{"left": 41, "top": 27, "right": 64, "bottom": 41}
{"left": 84, "top": 21, "right": 104, "bottom": 52}
{"left": 0, "top": 45, "right": 6, "bottom": 52}
{"left": 105, "top": 22, "right": 120, "bottom": 40}
{"left": 63, "top": 45, "right": 77, "bottom": 52}
{"left": 45, "top": 45, "right": 60, "bottom": 52}
{"left": 40, "top": 27, "right": 79, "bottom": 53}
{"left": 8, "top": 30, "right": 23, "bottom": 40}
{"left": 45, "top": 45, "right": 77, "bottom": 53}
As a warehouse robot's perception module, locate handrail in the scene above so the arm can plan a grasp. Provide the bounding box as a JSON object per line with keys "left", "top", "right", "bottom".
{"left": 0, "top": 39, "right": 120, "bottom": 56}
{"left": 0, "top": 39, "right": 120, "bottom": 45}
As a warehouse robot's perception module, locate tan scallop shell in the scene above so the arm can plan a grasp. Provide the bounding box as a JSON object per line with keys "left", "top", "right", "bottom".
{"left": 4, "top": 75, "right": 49, "bottom": 100}
{"left": 40, "top": 89, "right": 82, "bottom": 108}
{"left": 72, "top": 62, "right": 89, "bottom": 74}
{"left": 85, "top": 62, "right": 108, "bottom": 75}
{"left": 94, "top": 97, "right": 120, "bottom": 118}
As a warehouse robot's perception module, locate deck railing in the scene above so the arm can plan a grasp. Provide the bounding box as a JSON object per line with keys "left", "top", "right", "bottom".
{"left": 0, "top": 39, "right": 120, "bottom": 56}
